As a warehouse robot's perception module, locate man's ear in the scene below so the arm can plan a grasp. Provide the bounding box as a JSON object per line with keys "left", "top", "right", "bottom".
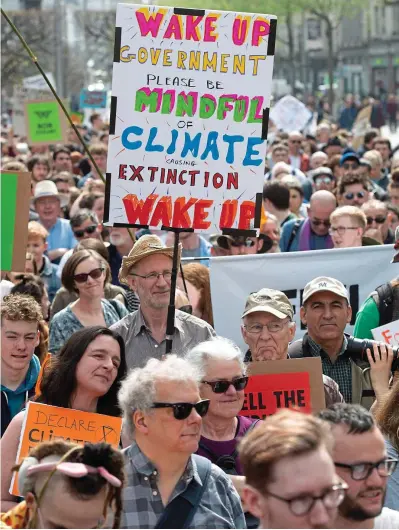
{"left": 134, "top": 410, "right": 149, "bottom": 434}
{"left": 300, "top": 305, "right": 307, "bottom": 326}
{"left": 242, "top": 485, "right": 267, "bottom": 521}
{"left": 288, "top": 321, "right": 296, "bottom": 342}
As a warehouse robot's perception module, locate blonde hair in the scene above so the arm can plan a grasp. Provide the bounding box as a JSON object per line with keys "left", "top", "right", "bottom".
{"left": 28, "top": 221, "right": 49, "bottom": 241}
{"left": 363, "top": 149, "right": 383, "bottom": 168}
{"left": 330, "top": 205, "right": 367, "bottom": 230}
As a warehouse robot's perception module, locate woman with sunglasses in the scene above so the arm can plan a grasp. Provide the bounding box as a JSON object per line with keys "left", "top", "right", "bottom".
{"left": 1, "top": 326, "right": 127, "bottom": 512}
{"left": 49, "top": 249, "right": 128, "bottom": 354}
{"left": 185, "top": 338, "right": 260, "bottom": 527}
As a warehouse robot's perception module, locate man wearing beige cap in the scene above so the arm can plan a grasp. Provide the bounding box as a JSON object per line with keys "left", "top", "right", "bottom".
{"left": 289, "top": 277, "right": 375, "bottom": 409}
{"left": 241, "top": 288, "right": 343, "bottom": 406}
{"left": 110, "top": 234, "right": 215, "bottom": 369}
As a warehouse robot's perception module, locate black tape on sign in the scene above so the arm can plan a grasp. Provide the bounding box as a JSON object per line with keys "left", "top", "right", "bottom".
{"left": 103, "top": 173, "right": 112, "bottom": 223}
{"left": 267, "top": 19, "right": 277, "bottom": 56}
{"left": 254, "top": 193, "right": 263, "bottom": 229}
{"left": 114, "top": 223, "right": 149, "bottom": 229}
{"left": 222, "top": 228, "right": 257, "bottom": 238}
{"left": 262, "top": 108, "right": 270, "bottom": 140}
{"left": 109, "top": 96, "right": 117, "bottom": 135}
{"left": 113, "top": 27, "right": 122, "bottom": 63}
{"left": 173, "top": 7, "right": 205, "bottom": 16}
{"left": 161, "top": 225, "right": 194, "bottom": 233}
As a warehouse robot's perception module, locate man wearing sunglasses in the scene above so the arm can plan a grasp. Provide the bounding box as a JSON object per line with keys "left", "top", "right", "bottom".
{"left": 338, "top": 173, "right": 370, "bottom": 208}
{"left": 339, "top": 152, "right": 360, "bottom": 177}
{"left": 118, "top": 354, "right": 246, "bottom": 529}
{"left": 318, "top": 404, "right": 399, "bottom": 529}
{"left": 239, "top": 409, "right": 347, "bottom": 529}
{"left": 311, "top": 167, "right": 336, "bottom": 193}
{"left": 361, "top": 200, "right": 394, "bottom": 245}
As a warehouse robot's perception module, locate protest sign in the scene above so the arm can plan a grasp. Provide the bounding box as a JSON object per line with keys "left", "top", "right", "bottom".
{"left": 71, "top": 111, "right": 84, "bottom": 125}
{"left": 12, "top": 86, "right": 52, "bottom": 136}
{"left": 270, "top": 95, "right": 312, "bottom": 132}
{"left": 352, "top": 105, "right": 372, "bottom": 151}
{"left": 10, "top": 402, "right": 123, "bottom": 496}
{"left": 23, "top": 73, "right": 56, "bottom": 91}
{"left": 24, "top": 99, "right": 68, "bottom": 145}
{"left": 80, "top": 89, "right": 108, "bottom": 109}
{"left": 240, "top": 358, "right": 325, "bottom": 420}
{"left": 372, "top": 319, "right": 399, "bottom": 346}
{"left": 210, "top": 245, "right": 394, "bottom": 350}
{"left": 1, "top": 171, "right": 31, "bottom": 271}
{"left": 104, "top": 4, "right": 277, "bottom": 231}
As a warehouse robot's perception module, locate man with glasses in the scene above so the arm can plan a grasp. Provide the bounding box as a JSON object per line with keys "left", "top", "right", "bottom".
{"left": 239, "top": 408, "right": 347, "bottom": 529}
{"left": 241, "top": 288, "right": 343, "bottom": 406}
{"left": 311, "top": 166, "right": 336, "bottom": 193}
{"left": 318, "top": 403, "right": 399, "bottom": 528}
{"left": 111, "top": 235, "right": 215, "bottom": 369}
{"left": 329, "top": 206, "right": 367, "bottom": 249}
{"left": 362, "top": 200, "right": 394, "bottom": 245}
{"left": 340, "top": 152, "right": 360, "bottom": 177}
{"left": 338, "top": 173, "right": 371, "bottom": 207}
{"left": 280, "top": 190, "right": 336, "bottom": 252}
{"left": 118, "top": 354, "right": 245, "bottom": 528}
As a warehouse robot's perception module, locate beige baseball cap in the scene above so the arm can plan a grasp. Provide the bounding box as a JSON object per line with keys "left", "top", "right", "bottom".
{"left": 302, "top": 276, "right": 349, "bottom": 304}
{"left": 242, "top": 288, "right": 294, "bottom": 320}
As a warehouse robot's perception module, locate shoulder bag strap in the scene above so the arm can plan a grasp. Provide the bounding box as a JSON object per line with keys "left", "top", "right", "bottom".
{"left": 286, "top": 220, "right": 302, "bottom": 252}
{"left": 376, "top": 283, "right": 394, "bottom": 326}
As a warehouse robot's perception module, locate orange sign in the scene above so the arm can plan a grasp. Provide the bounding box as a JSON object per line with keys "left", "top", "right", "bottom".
{"left": 240, "top": 358, "right": 325, "bottom": 420}
{"left": 10, "top": 402, "right": 122, "bottom": 496}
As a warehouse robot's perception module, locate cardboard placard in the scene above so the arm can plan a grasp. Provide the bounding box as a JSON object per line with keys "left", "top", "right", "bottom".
{"left": 240, "top": 358, "right": 325, "bottom": 419}
{"left": 12, "top": 86, "right": 52, "bottom": 136}
{"left": 352, "top": 105, "right": 372, "bottom": 151}
{"left": 104, "top": 4, "right": 277, "bottom": 231}
{"left": 24, "top": 99, "right": 68, "bottom": 146}
{"left": 270, "top": 95, "right": 312, "bottom": 132}
{"left": 0, "top": 171, "right": 31, "bottom": 271}
{"left": 80, "top": 89, "right": 108, "bottom": 109}
{"left": 372, "top": 319, "right": 399, "bottom": 347}
{"left": 10, "top": 402, "right": 122, "bottom": 496}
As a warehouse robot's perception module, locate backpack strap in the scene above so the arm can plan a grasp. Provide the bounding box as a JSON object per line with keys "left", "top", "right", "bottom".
{"left": 375, "top": 283, "right": 394, "bottom": 326}
{"left": 155, "top": 455, "right": 211, "bottom": 529}
{"left": 286, "top": 220, "right": 302, "bottom": 252}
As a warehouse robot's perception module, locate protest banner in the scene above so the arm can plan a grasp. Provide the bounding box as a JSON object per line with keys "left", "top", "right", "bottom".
{"left": 210, "top": 245, "right": 394, "bottom": 350}
{"left": 372, "top": 319, "right": 399, "bottom": 346}
{"left": 241, "top": 358, "right": 325, "bottom": 420}
{"left": 10, "top": 402, "right": 123, "bottom": 496}
{"left": 12, "top": 86, "right": 52, "bottom": 136}
{"left": 23, "top": 73, "right": 56, "bottom": 91}
{"left": 24, "top": 99, "right": 68, "bottom": 145}
{"left": 352, "top": 105, "right": 372, "bottom": 151}
{"left": 1, "top": 171, "right": 31, "bottom": 271}
{"left": 104, "top": 4, "right": 277, "bottom": 232}
{"left": 270, "top": 95, "right": 312, "bottom": 132}
{"left": 80, "top": 89, "right": 108, "bottom": 109}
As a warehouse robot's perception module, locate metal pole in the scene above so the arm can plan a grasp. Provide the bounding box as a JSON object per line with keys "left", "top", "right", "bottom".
{"left": 165, "top": 231, "right": 181, "bottom": 354}
{"left": 54, "top": 0, "right": 64, "bottom": 97}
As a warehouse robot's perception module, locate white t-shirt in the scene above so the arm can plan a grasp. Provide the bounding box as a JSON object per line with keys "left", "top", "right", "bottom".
{"left": 374, "top": 507, "right": 399, "bottom": 529}
{"left": 0, "top": 279, "right": 14, "bottom": 300}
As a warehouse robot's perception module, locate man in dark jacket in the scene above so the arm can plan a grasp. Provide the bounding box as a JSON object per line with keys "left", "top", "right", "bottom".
{"left": 1, "top": 294, "right": 42, "bottom": 437}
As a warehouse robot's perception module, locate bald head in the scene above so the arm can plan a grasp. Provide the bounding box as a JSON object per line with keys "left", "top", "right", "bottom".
{"left": 309, "top": 191, "right": 337, "bottom": 236}
{"left": 310, "top": 190, "right": 337, "bottom": 209}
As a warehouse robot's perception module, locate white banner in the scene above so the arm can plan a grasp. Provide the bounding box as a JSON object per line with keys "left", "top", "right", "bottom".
{"left": 210, "top": 245, "right": 394, "bottom": 351}
{"left": 105, "top": 4, "right": 277, "bottom": 231}
{"left": 270, "top": 95, "right": 312, "bottom": 133}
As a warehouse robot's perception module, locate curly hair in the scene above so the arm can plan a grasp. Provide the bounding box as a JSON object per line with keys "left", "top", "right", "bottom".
{"left": 181, "top": 263, "right": 214, "bottom": 326}
{"left": 13, "top": 440, "right": 125, "bottom": 529}
{"left": 1, "top": 294, "right": 43, "bottom": 325}
{"left": 337, "top": 172, "right": 369, "bottom": 196}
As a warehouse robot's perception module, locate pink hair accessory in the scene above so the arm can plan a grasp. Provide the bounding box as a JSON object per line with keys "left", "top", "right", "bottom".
{"left": 26, "top": 462, "right": 122, "bottom": 487}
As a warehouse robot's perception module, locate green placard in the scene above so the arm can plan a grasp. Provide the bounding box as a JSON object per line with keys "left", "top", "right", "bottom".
{"left": 25, "top": 100, "right": 65, "bottom": 144}
{"left": 1, "top": 173, "right": 18, "bottom": 271}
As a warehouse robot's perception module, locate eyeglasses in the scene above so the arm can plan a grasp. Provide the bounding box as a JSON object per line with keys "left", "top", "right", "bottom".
{"left": 315, "top": 176, "right": 333, "bottom": 185}
{"left": 265, "top": 483, "right": 348, "bottom": 516}
{"left": 129, "top": 270, "right": 172, "bottom": 282}
{"left": 231, "top": 238, "right": 256, "bottom": 248}
{"left": 366, "top": 216, "right": 387, "bottom": 225}
{"left": 73, "top": 267, "right": 104, "bottom": 284}
{"left": 202, "top": 376, "right": 249, "bottom": 394}
{"left": 73, "top": 225, "right": 97, "bottom": 238}
{"left": 311, "top": 218, "right": 330, "bottom": 227}
{"left": 329, "top": 226, "right": 359, "bottom": 236}
{"left": 244, "top": 321, "right": 289, "bottom": 334}
{"left": 335, "top": 458, "right": 398, "bottom": 481}
{"left": 151, "top": 399, "right": 210, "bottom": 420}
{"left": 343, "top": 162, "right": 359, "bottom": 170}
{"left": 344, "top": 191, "right": 366, "bottom": 201}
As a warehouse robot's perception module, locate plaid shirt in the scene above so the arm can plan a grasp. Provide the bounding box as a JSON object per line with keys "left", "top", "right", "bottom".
{"left": 121, "top": 442, "right": 246, "bottom": 529}
{"left": 307, "top": 334, "right": 352, "bottom": 403}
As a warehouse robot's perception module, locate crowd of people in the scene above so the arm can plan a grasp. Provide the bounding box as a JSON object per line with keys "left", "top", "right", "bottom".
{"left": 0, "top": 99, "right": 399, "bottom": 529}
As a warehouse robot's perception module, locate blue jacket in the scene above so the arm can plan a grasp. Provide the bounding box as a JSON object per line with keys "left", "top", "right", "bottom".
{"left": 1, "top": 355, "right": 40, "bottom": 437}
{"left": 40, "top": 255, "right": 61, "bottom": 302}
{"left": 280, "top": 219, "right": 332, "bottom": 252}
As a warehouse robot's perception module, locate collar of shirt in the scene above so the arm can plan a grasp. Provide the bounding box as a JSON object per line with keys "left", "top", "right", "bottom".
{"left": 132, "top": 309, "right": 184, "bottom": 338}
{"left": 307, "top": 334, "right": 348, "bottom": 359}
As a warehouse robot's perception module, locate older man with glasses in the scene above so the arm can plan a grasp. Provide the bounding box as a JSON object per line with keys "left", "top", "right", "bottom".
{"left": 239, "top": 408, "right": 348, "bottom": 529}
{"left": 362, "top": 200, "right": 394, "bottom": 245}
{"left": 110, "top": 235, "right": 215, "bottom": 370}
{"left": 118, "top": 354, "right": 245, "bottom": 529}
{"left": 318, "top": 404, "right": 399, "bottom": 529}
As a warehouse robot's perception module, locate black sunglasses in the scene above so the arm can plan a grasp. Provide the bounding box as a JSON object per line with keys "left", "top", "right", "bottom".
{"left": 203, "top": 376, "right": 249, "bottom": 394}
{"left": 343, "top": 162, "right": 358, "bottom": 170}
{"left": 311, "top": 219, "right": 330, "bottom": 227}
{"left": 73, "top": 267, "right": 104, "bottom": 284}
{"left": 73, "top": 225, "right": 97, "bottom": 238}
{"left": 367, "top": 216, "right": 386, "bottom": 225}
{"left": 151, "top": 399, "right": 210, "bottom": 420}
{"left": 231, "top": 238, "right": 256, "bottom": 248}
{"left": 344, "top": 191, "right": 366, "bottom": 200}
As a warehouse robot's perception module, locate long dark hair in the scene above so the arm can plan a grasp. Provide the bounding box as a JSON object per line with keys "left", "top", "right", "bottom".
{"left": 37, "top": 326, "right": 127, "bottom": 417}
